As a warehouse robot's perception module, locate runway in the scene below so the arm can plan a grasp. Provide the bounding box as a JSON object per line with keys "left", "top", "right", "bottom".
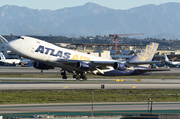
{"left": 0, "top": 78, "right": 180, "bottom": 90}
{"left": 0, "top": 66, "right": 179, "bottom": 90}
{"left": 0, "top": 66, "right": 61, "bottom": 74}
{"left": 0, "top": 102, "right": 180, "bottom": 114}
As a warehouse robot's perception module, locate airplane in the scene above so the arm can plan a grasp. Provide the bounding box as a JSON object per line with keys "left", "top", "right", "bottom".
{"left": 0, "top": 51, "right": 31, "bottom": 66}
{"left": 0, "top": 35, "right": 170, "bottom": 80}
{"left": 164, "top": 54, "right": 180, "bottom": 67}
{"left": 0, "top": 52, "right": 21, "bottom": 65}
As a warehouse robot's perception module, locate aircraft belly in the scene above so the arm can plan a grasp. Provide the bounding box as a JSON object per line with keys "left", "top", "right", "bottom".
{"left": 45, "top": 61, "right": 77, "bottom": 71}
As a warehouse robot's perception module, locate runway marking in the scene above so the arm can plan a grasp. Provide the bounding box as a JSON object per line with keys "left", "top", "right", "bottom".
{"left": 132, "top": 86, "right": 136, "bottom": 89}
{"left": 63, "top": 86, "right": 69, "bottom": 89}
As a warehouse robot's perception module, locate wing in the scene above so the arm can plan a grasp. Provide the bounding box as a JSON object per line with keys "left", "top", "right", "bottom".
{"left": 56, "top": 59, "right": 116, "bottom": 75}
{"left": 57, "top": 59, "right": 115, "bottom": 68}
{"left": 126, "top": 61, "right": 166, "bottom": 67}
{"left": 135, "top": 68, "right": 171, "bottom": 72}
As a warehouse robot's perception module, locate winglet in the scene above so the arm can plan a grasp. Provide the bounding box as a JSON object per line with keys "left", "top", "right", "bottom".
{"left": 0, "top": 35, "right": 8, "bottom": 44}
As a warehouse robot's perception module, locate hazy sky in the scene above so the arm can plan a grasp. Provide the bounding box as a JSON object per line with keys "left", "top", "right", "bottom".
{"left": 0, "top": 0, "right": 180, "bottom": 10}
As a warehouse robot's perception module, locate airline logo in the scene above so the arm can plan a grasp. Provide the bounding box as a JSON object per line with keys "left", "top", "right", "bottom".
{"left": 71, "top": 54, "right": 90, "bottom": 60}
{"left": 35, "top": 45, "right": 90, "bottom": 60}
{"left": 136, "top": 42, "right": 158, "bottom": 61}
{"left": 35, "top": 45, "right": 71, "bottom": 59}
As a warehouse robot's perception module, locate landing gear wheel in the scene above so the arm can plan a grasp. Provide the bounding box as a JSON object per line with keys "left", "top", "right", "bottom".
{"left": 76, "top": 75, "right": 81, "bottom": 80}
{"left": 62, "top": 75, "right": 67, "bottom": 79}
{"left": 73, "top": 75, "right": 76, "bottom": 78}
{"left": 61, "top": 70, "right": 67, "bottom": 80}
{"left": 82, "top": 76, "right": 87, "bottom": 80}
{"left": 73, "top": 72, "right": 88, "bottom": 80}
{"left": 81, "top": 72, "right": 87, "bottom": 80}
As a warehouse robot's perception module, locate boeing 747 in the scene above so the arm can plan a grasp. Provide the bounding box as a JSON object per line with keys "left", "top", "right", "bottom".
{"left": 0, "top": 35, "right": 170, "bottom": 80}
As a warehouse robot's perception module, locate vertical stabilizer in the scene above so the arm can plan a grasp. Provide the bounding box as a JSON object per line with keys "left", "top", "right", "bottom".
{"left": 0, "top": 52, "right": 6, "bottom": 60}
{"left": 127, "top": 42, "right": 158, "bottom": 62}
{"left": 164, "top": 55, "right": 177, "bottom": 62}
{"left": 0, "top": 35, "right": 8, "bottom": 44}
{"left": 164, "top": 54, "right": 169, "bottom": 62}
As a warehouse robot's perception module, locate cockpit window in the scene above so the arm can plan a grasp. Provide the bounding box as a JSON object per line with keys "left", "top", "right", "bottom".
{"left": 18, "top": 36, "right": 24, "bottom": 39}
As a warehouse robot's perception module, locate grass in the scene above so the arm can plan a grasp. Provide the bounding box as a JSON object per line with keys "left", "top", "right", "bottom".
{"left": 1, "top": 89, "right": 180, "bottom": 104}
{"left": 0, "top": 74, "right": 180, "bottom": 104}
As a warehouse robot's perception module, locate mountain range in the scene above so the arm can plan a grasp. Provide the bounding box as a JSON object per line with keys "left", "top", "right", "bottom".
{"left": 0, "top": 2, "right": 180, "bottom": 39}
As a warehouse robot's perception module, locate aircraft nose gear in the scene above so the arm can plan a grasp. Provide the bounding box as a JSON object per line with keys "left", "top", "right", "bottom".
{"left": 61, "top": 70, "right": 67, "bottom": 79}
{"left": 73, "top": 72, "right": 87, "bottom": 80}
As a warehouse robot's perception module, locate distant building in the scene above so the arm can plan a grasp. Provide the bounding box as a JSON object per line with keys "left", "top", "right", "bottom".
{"left": 121, "top": 50, "right": 135, "bottom": 55}
{"left": 93, "top": 50, "right": 111, "bottom": 59}
{"left": 110, "top": 50, "right": 121, "bottom": 55}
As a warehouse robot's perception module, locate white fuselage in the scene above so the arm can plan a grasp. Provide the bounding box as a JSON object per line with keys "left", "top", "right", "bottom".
{"left": 0, "top": 59, "right": 21, "bottom": 64}
{"left": 170, "top": 62, "right": 180, "bottom": 66}
{"left": 6, "top": 36, "right": 115, "bottom": 71}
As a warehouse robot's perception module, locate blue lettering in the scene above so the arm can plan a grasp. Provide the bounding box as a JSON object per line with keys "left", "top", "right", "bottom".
{"left": 50, "top": 49, "right": 57, "bottom": 56}
{"left": 35, "top": 45, "right": 71, "bottom": 59}
{"left": 56, "top": 51, "right": 63, "bottom": 57}
{"left": 35, "top": 45, "right": 44, "bottom": 53}
{"left": 45, "top": 48, "right": 53, "bottom": 54}
{"left": 63, "top": 52, "right": 71, "bottom": 59}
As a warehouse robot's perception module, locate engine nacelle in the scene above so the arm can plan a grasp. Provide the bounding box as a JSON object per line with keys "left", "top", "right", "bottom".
{"left": 75, "top": 61, "right": 89, "bottom": 71}
{"left": 113, "top": 62, "right": 127, "bottom": 71}
{"left": 33, "top": 62, "right": 54, "bottom": 70}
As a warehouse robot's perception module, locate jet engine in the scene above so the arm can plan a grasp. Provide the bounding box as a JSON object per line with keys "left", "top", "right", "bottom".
{"left": 75, "top": 61, "right": 89, "bottom": 71}
{"left": 113, "top": 62, "right": 127, "bottom": 71}
{"left": 33, "top": 62, "right": 54, "bottom": 70}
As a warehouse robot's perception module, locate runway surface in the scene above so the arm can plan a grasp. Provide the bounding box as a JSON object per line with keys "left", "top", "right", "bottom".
{"left": 0, "top": 78, "right": 180, "bottom": 90}
{"left": 0, "top": 66, "right": 179, "bottom": 90}
{"left": 0, "top": 102, "right": 180, "bottom": 114}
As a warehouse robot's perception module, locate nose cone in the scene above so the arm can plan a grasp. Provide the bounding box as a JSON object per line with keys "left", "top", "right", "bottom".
{"left": 5, "top": 39, "right": 22, "bottom": 52}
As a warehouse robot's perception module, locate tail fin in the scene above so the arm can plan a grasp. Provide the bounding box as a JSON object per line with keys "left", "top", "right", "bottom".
{"left": 0, "top": 35, "right": 8, "bottom": 44}
{"left": 171, "top": 57, "right": 177, "bottom": 62}
{"left": 0, "top": 52, "right": 6, "bottom": 60}
{"left": 164, "top": 54, "right": 177, "bottom": 62}
{"left": 127, "top": 42, "right": 158, "bottom": 62}
{"left": 164, "top": 54, "right": 169, "bottom": 62}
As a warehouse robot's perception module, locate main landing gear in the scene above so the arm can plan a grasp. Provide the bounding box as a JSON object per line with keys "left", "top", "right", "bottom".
{"left": 60, "top": 69, "right": 87, "bottom": 80}
{"left": 73, "top": 72, "right": 87, "bottom": 80}
{"left": 60, "top": 70, "right": 67, "bottom": 79}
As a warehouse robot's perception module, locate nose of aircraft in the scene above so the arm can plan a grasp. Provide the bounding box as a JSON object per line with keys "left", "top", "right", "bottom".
{"left": 5, "top": 38, "right": 22, "bottom": 52}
